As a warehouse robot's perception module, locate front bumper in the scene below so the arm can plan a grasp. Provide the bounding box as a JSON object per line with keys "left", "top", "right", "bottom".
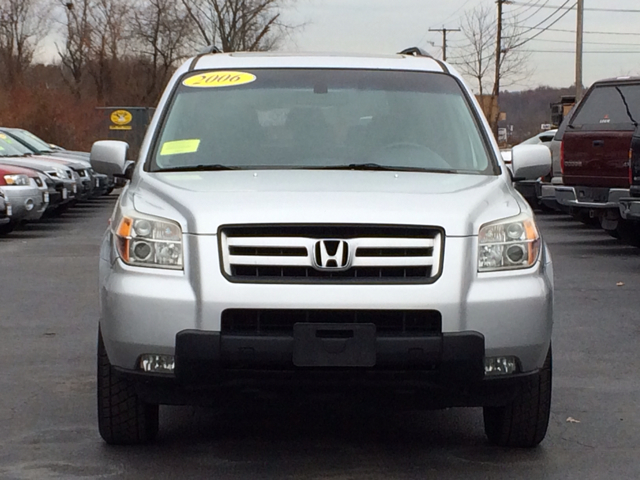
{"left": 555, "top": 186, "right": 629, "bottom": 209}
{"left": 99, "top": 234, "right": 554, "bottom": 390}
{"left": 619, "top": 197, "right": 640, "bottom": 221}
{"left": 0, "top": 196, "right": 9, "bottom": 225}
{"left": 115, "top": 340, "right": 540, "bottom": 408}
{"left": 0, "top": 186, "right": 47, "bottom": 221}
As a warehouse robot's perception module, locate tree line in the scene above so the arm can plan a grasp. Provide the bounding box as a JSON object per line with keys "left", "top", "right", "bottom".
{"left": 0, "top": 0, "right": 291, "bottom": 148}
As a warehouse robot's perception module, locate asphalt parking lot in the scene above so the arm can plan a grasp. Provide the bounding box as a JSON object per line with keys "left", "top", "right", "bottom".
{"left": 1, "top": 197, "right": 639, "bottom": 480}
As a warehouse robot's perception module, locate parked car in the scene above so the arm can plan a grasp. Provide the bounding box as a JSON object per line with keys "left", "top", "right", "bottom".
{"left": 0, "top": 163, "right": 49, "bottom": 234}
{"left": 0, "top": 190, "right": 10, "bottom": 228}
{"left": 91, "top": 48, "right": 554, "bottom": 448}
{"left": 0, "top": 136, "right": 77, "bottom": 212}
{"left": 538, "top": 116, "right": 574, "bottom": 211}
{"left": 555, "top": 77, "right": 640, "bottom": 237}
{"left": 0, "top": 128, "right": 112, "bottom": 197}
{"left": 0, "top": 128, "right": 89, "bottom": 162}
{"left": 509, "top": 130, "right": 556, "bottom": 209}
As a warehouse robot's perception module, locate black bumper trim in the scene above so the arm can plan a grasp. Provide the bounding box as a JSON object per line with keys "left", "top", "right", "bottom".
{"left": 172, "top": 329, "right": 485, "bottom": 384}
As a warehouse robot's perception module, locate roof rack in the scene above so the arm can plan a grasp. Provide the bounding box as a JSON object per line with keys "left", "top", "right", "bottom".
{"left": 398, "top": 47, "right": 433, "bottom": 58}
{"left": 198, "top": 45, "right": 222, "bottom": 55}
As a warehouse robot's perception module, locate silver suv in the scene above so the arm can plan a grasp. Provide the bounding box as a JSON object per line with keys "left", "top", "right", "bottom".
{"left": 91, "top": 49, "right": 554, "bottom": 447}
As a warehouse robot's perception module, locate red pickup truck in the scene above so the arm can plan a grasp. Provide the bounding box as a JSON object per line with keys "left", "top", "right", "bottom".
{"left": 555, "top": 77, "right": 640, "bottom": 241}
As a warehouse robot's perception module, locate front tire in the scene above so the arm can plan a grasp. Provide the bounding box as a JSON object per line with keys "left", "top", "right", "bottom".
{"left": 483, "top": 347, "right": 552, "bottom": 448}
{"left": 97, "top": 329, "right": 159, "bottom": 445}
{"left": 0, "top": 220, "right": 16, "bottom": 235}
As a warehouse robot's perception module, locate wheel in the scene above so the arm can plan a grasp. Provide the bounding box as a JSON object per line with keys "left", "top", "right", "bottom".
{"left": 483, "top": 347, "right": 552, "bottom": 448}
{"left": 616, "top": 220, "right": 640, "bottom": 248}
{"left": 0, "top": 220, "right": 16, "bottom": 235}
{"left": 97, "top": 329, "right": 159, "bottom": 445}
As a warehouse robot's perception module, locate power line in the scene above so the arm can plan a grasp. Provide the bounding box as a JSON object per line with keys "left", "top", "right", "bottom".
{"left": 512, "top": 0, "right": 574, "bottom": 37}
{"left": 521, "top": 26, "right": 640, "bottom": 36}
{"left": 530, "top": 38, "right": 640, "bottom": 46}
{"left": 507, "top": 0, "right": 552, "bottom": 24}
{"left": 510, "top": 2, "right": 640, "bottom": 13}
{"left": 506, "top": 2, "right": 576, "bottom": 50}
{"left": 525, "top": 49, "right": 640, "bottom": 53}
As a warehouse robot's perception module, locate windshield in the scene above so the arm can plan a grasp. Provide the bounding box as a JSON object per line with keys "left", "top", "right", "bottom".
{"left": 149, "top": 69, "right": 496, "bottom": 174}
{"left": 0, "top": 132, "right": 33, "bottom": 155}
{"left": 5, "top": 129, "right": 54, "bottom": 153}
{"left": 0, "top": 135, "right": 27, "bottom": 157}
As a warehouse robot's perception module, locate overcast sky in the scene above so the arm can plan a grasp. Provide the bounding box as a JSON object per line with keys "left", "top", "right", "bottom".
{"left": 276, "top": 0, "right": 640, "bottom": 91}
{"left": 38, "top": 0, "right": 640, "bottom": 92}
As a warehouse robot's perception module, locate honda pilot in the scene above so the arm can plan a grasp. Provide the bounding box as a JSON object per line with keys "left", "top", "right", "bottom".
{"left": 91, "top": 49, "right": 554, "bottom": 448}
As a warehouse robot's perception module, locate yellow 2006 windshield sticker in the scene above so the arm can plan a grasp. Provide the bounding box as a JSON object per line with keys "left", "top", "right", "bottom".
{"left": 160, "top": 139, "right": 201, "bottom": 156}
{"left": 183, "top": 71, "right": 256, "bottom": 88}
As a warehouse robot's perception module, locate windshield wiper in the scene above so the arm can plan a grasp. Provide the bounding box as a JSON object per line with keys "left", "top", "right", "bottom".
{"left": 155, "top": 164, "right": 238, "bottom": 173}
{"left": 308, "top": 163, "right": 459, "bottom": 173}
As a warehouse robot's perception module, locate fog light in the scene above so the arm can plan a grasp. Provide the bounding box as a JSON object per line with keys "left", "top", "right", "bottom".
{"left": 484, "top": 356, "right": 518, "bottom": 376}
{"left": 139, "top": 354, "right": 175, "bottom": 374}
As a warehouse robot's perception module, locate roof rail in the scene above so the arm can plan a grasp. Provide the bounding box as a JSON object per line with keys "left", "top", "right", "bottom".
{"left": 398, "top": 47, "right": 433, "bottom": 58}
{"left": 189, "top": 45, "right": 222, "bottom": 71}
{"left": 198, "top": 45, "right": 222, "bottom": 55}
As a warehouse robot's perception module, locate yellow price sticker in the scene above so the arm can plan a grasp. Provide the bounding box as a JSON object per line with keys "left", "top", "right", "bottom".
{"left": 183, "top": 71, "right": 256, "bottom": 88}
{"left": 160, "top": 139, "right": 201, "bottom": 156}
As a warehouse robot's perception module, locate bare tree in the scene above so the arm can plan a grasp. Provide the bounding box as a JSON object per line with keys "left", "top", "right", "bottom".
{"left": 181, "top": 0, "right": 292, "bottom": 52}
{"left": 450, "top": 5, "right": 531, "bottom": 134}
{"left": 0, "top": 0, "right": 49, "bottom": 87}
{"left": 86, "top": 0, "right": 130, "bottom": 103}
{"left": 131, "top": 0, "right": 194, "bottom": 102}
{"left": 57, "top": 0, "right": 93, "bottom": 99}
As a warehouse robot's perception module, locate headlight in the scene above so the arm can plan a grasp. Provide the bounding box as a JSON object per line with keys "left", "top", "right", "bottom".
{"left": 113, "top": 209, "right": 183, "bottom": 270}
{"left": 50, "top": 167, "right": 67, "bottom": 178}
{"left": 4, "top": 174, "right": 30, "bottom": 186}
{"left": 478, "top": 213, "right": 540, "bottom": 272}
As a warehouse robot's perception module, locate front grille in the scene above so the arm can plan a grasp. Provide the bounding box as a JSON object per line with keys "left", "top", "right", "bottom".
{"left": 220, "top": 225, "right": 443, "bottom": 284}
{"left": 222, "top": 309, "right": 442, "bottom": 336}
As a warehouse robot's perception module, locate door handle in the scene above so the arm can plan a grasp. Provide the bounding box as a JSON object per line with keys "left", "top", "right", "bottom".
{"left": 593, "top": 140, "right": 604, "bottom": 147}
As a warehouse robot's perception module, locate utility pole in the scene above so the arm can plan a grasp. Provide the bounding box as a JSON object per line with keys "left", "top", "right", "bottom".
{"left": 429, "top": 27, "right": 460, "bottom": 61}
{"left": 492, "top": 0, "right": 509, "bottom": 138}
{"left": 575, "top": 0, "right": 584, "bottom": 101}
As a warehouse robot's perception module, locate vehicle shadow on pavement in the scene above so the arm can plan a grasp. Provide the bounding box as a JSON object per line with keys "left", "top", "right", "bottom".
{"left": 98, "top": 400, "right": 549, "bottom": 478}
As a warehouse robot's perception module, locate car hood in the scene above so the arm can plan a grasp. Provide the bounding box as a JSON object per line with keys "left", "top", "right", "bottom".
{"left": 129, "top": 170, "right": 522, "bottom": 237}
{"left": 34, "top": 154, "right": 90, "bottom": 170}
{"left": 0, "top": 156, "right": 71, "bottom": 173}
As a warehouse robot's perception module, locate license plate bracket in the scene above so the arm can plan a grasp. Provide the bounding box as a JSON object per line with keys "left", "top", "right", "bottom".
{"left": 293, "top": 323, "right": 376, "bottom": 367}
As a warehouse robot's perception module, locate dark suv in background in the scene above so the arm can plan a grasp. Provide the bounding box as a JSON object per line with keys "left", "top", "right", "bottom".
{"left": 555, "top": 77, "right": 640, "bottom": 241}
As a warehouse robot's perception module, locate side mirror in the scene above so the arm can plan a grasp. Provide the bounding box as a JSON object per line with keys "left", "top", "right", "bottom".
{"left": 90, "top": 140, "right": 129, "bottom": 177}
{"left": 511, "top": 144, "right": 551, "bottom": 181}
